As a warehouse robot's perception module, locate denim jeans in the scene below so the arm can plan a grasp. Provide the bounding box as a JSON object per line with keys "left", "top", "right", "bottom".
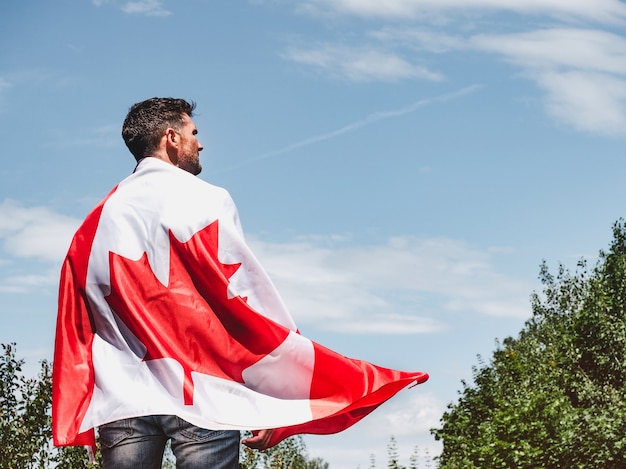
{"left": 99, "top": 415, "right": 240, "bottom": 469}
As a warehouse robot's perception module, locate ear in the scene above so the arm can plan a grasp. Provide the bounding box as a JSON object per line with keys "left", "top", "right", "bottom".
{"left": 162, "top": 128, "right": 180, "bottom": 165}
{"left": 163, "top": 127, "right": 180, "bottom": 153}
{"left": 165, "top": 128, "right": 178, "bottom": 147}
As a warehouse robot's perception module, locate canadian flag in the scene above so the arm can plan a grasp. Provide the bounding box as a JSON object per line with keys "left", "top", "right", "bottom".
{"left": 52, "top": 158, "right": 428, "bottom": 448}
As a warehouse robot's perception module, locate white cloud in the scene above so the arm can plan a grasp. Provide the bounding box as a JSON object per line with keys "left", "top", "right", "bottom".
{"left": 306, "top": 391, "right": 445, "bottom": 467}
{"left": 283, "top": 45, "right": 443, "bottom": 82}
{"left": 0, "top": 272, "right": 59, "bottom": 293}
{"left": 301, "top": 0, "right": 626, "bottom": 24}
{"left": 92, "top": 0, "right": 172, "bottom": 16}
{"left": 0, "top": 199, "right": 80, "bottom": 264}
{"left": 288, "top": 0, "right": 626, "bottom": 135}
{"left": 373, "top": 27, "right": 626, "bottom": 135}
{"left": 364, "top": 391, "right": 445, "bottom": 437}
{"left": 248, "top": 234, "right": 533, "bottom": 334}
{"left": 536, "top": 70, "right": 626, "bottom": 135}
{"left": 470, "top": 28, "right": 626, "bottom": 135}
{"left": 309, "top": 391, "right": 445, "bottom": 468}
{"left": 0, "top": 77, "right": 11, "bottom": 112}
{"left": 121, "top": 0, "right": 172, "bottom": 17}
{"left": 0, "top": 77, "right": 12, "bottom": 92}
{"left": 370, "top": 28, "right": 465, "bottom": 53}
{"left": 471, "top": 29, "right": 626, "bottom": 75}
{"left": 0, "top": 201, "right": 532, "bottom": 328}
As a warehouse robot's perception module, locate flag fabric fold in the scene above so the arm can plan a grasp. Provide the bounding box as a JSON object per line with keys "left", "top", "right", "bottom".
{"left": 52, "top": 157, "right": 428, "bottom": 448}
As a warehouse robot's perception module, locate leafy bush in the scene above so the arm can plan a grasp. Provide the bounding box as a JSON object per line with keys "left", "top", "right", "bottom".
{"left": 433, "top": 220, "right": 626, "bottom": 468}
{"left": 0, "top": 342, "right": 326, "bottom": 468}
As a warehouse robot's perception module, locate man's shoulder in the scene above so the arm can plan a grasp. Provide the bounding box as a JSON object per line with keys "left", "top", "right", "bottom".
{"left": 127, "top": 158, "right": 229, "bottom": 196}
{"left": 99, "top": 159, "right": 235, "bottom": 226}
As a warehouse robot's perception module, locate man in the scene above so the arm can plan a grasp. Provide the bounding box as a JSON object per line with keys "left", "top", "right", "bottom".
{"left": 52, "top": 97, "right": 427, "bottom": 468}
{"left": 57, "top": 98, "right": 270, "bottom": 468}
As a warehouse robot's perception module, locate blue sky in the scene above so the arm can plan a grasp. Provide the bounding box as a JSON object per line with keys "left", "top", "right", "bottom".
{"left": 3, "top": 0, "right": 626, "bottom": 467}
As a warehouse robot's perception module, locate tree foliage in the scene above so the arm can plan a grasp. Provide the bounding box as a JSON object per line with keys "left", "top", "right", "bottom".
{"left": 240, "top": 432, "right": 328, "bottom": 469}
{"left": 1, "top": 343, "right": 54, "bottom": 468}
{"left": 0, "top": 342, "right": 326, "bottom": 468}
{"left": 358, "top": 436, "right": 433, "bottom": 469}
{"left": 432, "top": 220, "right": 626, "bottom": 468}
{"left": 0, "top": 343, "right": 101, "bottom": 468}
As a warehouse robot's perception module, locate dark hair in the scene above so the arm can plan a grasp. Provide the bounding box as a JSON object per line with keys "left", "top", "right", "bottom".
{"left": 122, "top": 97, "right": 196, "bottom": 161}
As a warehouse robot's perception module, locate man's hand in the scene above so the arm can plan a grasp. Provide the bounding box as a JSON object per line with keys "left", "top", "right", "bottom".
{"left": 242, "top": 429, "right": 275, "bottom": 450}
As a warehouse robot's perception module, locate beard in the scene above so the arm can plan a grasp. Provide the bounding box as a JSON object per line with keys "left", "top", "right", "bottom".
{"left": 178, "top": 152, "right": 202, "bottom": 176}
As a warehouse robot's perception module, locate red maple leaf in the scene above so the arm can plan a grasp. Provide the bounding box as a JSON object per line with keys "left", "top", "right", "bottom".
{"left": 104, "top": 220, "right": 290, "bottom": 405}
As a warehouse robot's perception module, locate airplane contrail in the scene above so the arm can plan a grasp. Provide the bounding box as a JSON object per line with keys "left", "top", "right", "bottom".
{"left": 213, "top": 84, "right": 482, "bottom": 173}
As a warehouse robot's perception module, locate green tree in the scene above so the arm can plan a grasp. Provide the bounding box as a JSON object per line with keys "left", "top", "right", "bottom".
{"left": 1, "top": 342, "right": 326, "bottom": 468}
{"left": 0, "top": 342, "right": 100, "bottom": 468}
{"left": 1, "top": 342, "right": 53, "bottom": 468}
{"left": 239, "top": 432, "right": 327, "bottom": 469}
{"left": 432, "top": 220, "right": 626, "bottom": 468}
{"left": 408, "top": 446, "right": 419, "bottom": 469}
{"left": 386, "top": 435, "right": 404, "bottom": 469}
